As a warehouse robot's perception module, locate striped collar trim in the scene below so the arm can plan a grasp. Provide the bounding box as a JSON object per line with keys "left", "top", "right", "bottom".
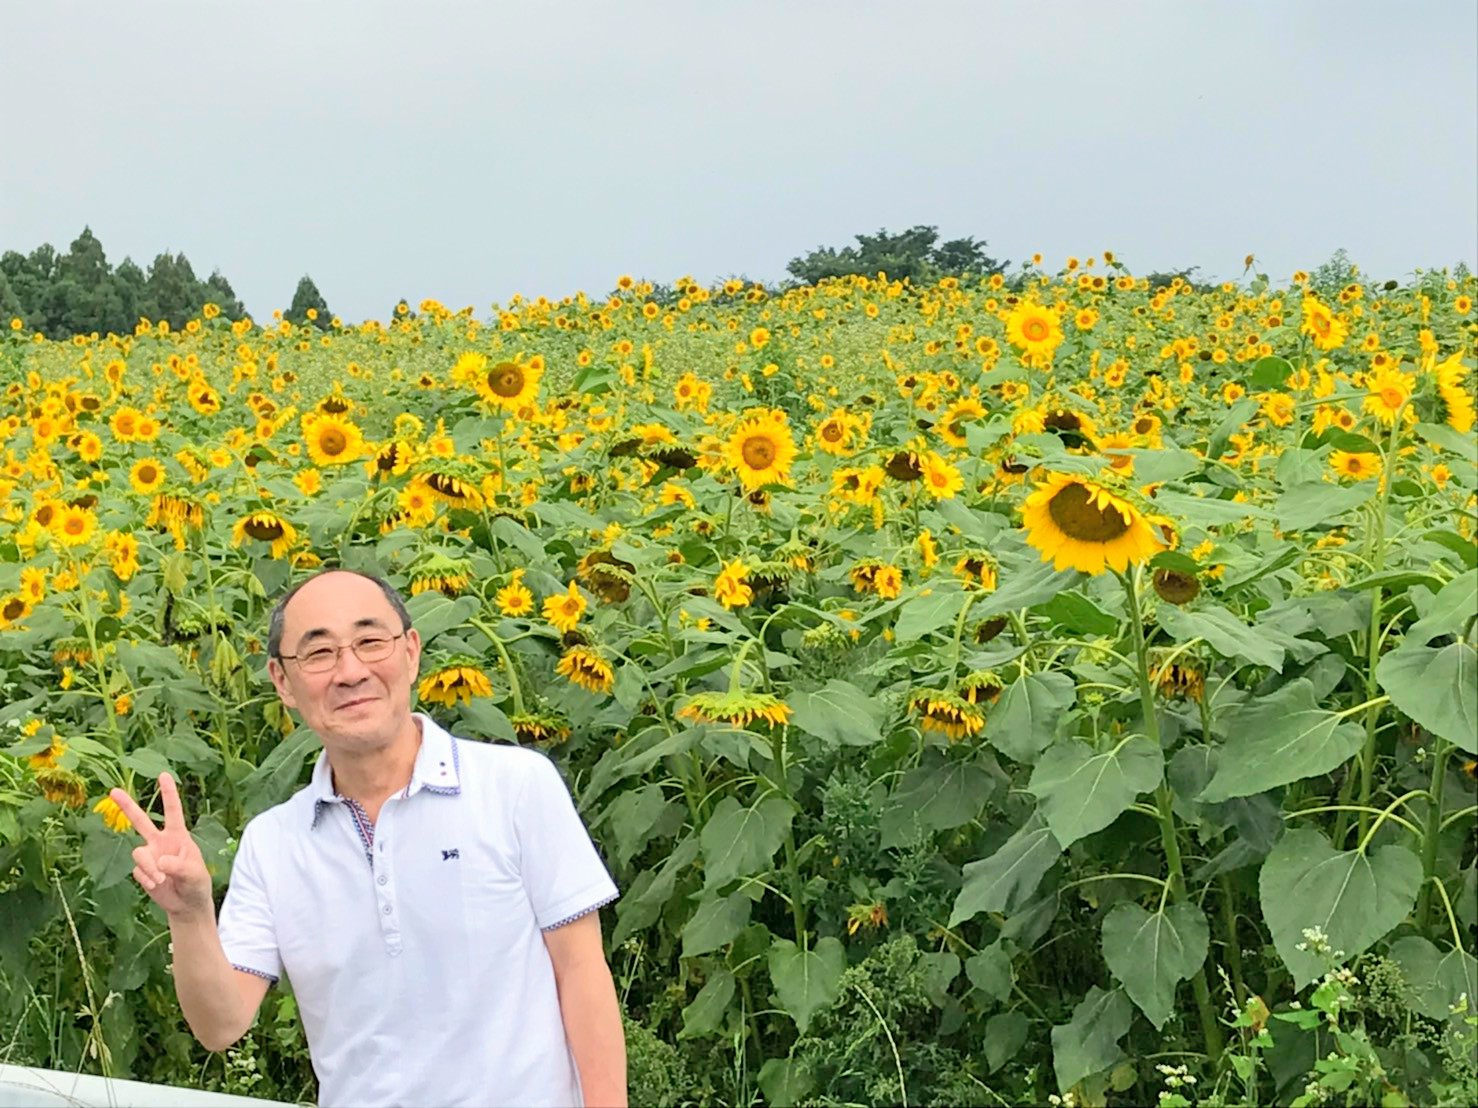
{"left": 308, "top": 713, "right": 462, "bottom": 829}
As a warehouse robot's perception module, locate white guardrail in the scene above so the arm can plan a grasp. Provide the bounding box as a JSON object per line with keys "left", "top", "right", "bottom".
{"left": 0, "top": 1065, "right": 297, "bottom": 1108}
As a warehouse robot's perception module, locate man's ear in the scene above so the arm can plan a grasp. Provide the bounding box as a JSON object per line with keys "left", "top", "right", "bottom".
{"left": 404, "top": 628, "right": 422, "bottom": 682}
{"left": 268, "top": 658, "right": 299, "bottom": 709}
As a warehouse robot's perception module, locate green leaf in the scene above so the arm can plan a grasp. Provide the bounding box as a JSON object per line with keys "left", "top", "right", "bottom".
{"left": 682, "top": 894, "right": 752, "bottom": 958}
{"left": 949, "top": 813, "right": 1062, "bottom": 925}
{"left": 919, "top": 950, "right": 961, "bottom": 1007}
{"left": 1422, "top": 529, "right": 1478, "bottom": 570}
{"left": 456, "top": 698, "right": 516, "bottom": 744}
{"left": 611, "top": 835, "right": 699, "bottom": 947}
{"left": 403, "top": 592, "right": 481, "bottom": 644}
{"left": 1387, "top": 936, "right": 1478, "bottom": 1021}
{"left": 1152, "top": 490, "right": 1272, "bottom": 527}
{"left": 1208, "top": 397, "right": 1259, "bottom": 460}
{"left": 120, "top": 747, "right": 172, "bottom": 779}
{"left": 679, "top": 969, "right": 735, "bottom": 1039}
{"left": 1159, "top": 603, "right": 1285, "bottom": 671}
{"left": 1406, "top": 570, "right": 1478, "bottom": 643}
{"left": 82, "top": 826, "right": 135, "bottom": 890}
{"left": 985, "top": 671, "right": 1076, "bottom": 765}
{"left": 1034, "top": 592, "right": 1118, "bottom": 636}
{"left": 1274, "top": 481, "right": 1375, "bottom": 532}
{"left": 700, "top": 796, "right": 794, "bottom": 890}
{"left": 894, "top": 587, "right": 969, "bottom": 642}
{"left": 768, "top": 936, "right": 846, "bottom": 1033}
{"left": 1417, "top": 421, "right": 1478, "bottom": 463}
{"left": 757, "top": 1057, "right": 815, "bottom": 1108}
{"left": 1377, "top": 642, "right": 1478, "bottom": 754}
{"left": 965, "top": 941, "right": 1015, "bottom": 1002}
{"left": 976, "top": 559, "right": 1082, "bottom": 617}
{"left": 1198, "top": 679, "right": 1365, "bottom": 802}
{"left": 880, "top": 756, "right": 996, "bottom": 848}
{"left": 1052, "top": 985, "right": 1134, "bottom": 1092}
{"left": 1029, "top": 736, "right": 1164, "bottom": 848}
{"left": 1100, "top": 902, "right": 1209, "bottom": 1029}
{"left": 1250, "top": 355, "right": 1294, "bottom": 390}
{"left": 786, "top": 680, "right": 885, "bottom": 747}
{"left": 1131, "top": 447, "right": 1203, "bottom": 486}
{"left": 1259, "top": 828, "right": 1423, "bottom": 989}
{"left": 985, "top": 1010, "right": 1029, "bottom": 1073}
{"left": 240, "top": 728, "right": 321, "bottom": 819}
{"left": 603, "top": 784, "right": 671, "bottom": 868}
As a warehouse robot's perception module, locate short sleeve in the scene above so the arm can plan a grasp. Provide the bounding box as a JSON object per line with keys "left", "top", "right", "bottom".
{"left": 216, "top": 820, "right": 283, "bottom": 984}
{"left": 514, "top": 752, "right": 619, "bottom": 930}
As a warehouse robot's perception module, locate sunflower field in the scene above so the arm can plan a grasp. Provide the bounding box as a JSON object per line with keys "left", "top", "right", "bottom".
{"left": 1, "top": 261, "right": 1476, "bottom": 1107}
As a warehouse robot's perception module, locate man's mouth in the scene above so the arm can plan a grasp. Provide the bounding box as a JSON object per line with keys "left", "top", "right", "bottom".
{"left": 336, "top": 696, "right": 376, "bottom": 711}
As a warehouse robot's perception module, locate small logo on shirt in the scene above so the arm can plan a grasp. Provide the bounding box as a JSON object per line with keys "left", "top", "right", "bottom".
{"left": 441, "top": 848, "right": 460, "bottom": 861}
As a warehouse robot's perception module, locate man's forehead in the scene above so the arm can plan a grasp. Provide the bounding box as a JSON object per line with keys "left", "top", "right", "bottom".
{"left": 281, "top": 573, "right": 397, "bottom": 634}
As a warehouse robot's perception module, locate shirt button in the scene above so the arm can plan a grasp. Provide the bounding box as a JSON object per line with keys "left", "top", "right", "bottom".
{"left": 377, "top": 874, "right": 388, "bottom": 886}
{"left": 382, "top": 904, "right": 393, "bottom": 915}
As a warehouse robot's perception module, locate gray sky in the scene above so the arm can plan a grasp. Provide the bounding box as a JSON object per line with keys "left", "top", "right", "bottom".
{"left": 3, "top": 1, "right": 1474, "bottom": 322}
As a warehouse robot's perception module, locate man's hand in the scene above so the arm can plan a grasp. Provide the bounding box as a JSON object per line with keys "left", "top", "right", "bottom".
{"left": 110, "top": 772, "right": 214, "bottom": 921}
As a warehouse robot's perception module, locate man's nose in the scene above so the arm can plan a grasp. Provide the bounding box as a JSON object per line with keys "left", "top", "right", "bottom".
{"left": 331, "top": 646, "right": 373, "bottom": 682}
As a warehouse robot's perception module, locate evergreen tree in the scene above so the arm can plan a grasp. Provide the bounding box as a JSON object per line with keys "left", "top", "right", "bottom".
{"left": 113, "top": 258, "right": 147, "bottom": 332}
{"left": 788, "top": 225, "right": 1007, "bottom": 286}
{"left": 204, "top": 270, "right": 246, "bottom": 320}
{"left": 0, "top": 270, "right": 21, "bottom": 322}
{"left": 143, "top": 251, "right": 203, "bottom": 330}
{"left": 287, "top": 275, "right": 330, "bottom": 329}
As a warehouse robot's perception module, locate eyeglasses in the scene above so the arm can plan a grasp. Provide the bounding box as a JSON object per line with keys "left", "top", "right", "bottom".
{"left": 280, "top": 633, "right": 405, "bottom": 674}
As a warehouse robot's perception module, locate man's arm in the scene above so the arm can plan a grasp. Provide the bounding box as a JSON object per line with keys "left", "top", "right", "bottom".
{"left": 543, "top": 913, "right": 627, "bottom": 1108}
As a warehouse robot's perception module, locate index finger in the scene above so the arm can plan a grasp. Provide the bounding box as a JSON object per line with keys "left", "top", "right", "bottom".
{"left": 107, "top": 787, "right": 161, "bottom": 843}
{"left": 159, "top": 772, "right": 188, "bottom": 832}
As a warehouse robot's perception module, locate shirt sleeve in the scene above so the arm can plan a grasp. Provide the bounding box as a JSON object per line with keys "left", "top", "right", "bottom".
{"left": 514, "top": 751, "right": 620, "bottom": 931}
{"left": 216, "top": 819, "right": 283, "bottom": 984}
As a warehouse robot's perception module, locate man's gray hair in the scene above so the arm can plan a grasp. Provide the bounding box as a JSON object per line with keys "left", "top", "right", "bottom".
{"left": 267, "top": 568, "right": 413, "bottom": 659}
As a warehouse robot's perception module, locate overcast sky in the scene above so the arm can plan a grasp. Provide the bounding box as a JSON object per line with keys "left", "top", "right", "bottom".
{"left": 2, "top": 1, "right": 1474, "bottom": 322}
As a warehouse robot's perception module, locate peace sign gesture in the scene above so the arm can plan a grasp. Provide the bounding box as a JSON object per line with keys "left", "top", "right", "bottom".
{"left": 109, "top": 772, "right": 214, "bottom": 921}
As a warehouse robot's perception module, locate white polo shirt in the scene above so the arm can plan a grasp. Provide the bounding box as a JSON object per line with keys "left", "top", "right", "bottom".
{"left": 216, "top": 713, "right": 619, "bottom": 1108}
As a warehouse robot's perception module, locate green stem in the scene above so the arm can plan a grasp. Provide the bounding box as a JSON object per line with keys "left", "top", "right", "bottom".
{"left": 1123, "top": 567, "right": 1225, "bottom": 1060}
{"left": 469, "top": 617, "right": 525, "bottom": 715}
{"left": 767, "top": 724, "right": 808, "bottom": 947}
{"left": 949, "top": 590, "right": 982, "bottom": 679}
{"left": 1417, "top": 739, "right": 1452, "bottom": 936}
{"left": 1218, "top": 875, "right": 1247, "bottom": 1006}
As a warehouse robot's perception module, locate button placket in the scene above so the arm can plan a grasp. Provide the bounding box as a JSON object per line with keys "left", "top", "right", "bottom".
{"left": 375, "top": 807, "right": 399, "bottom": 946}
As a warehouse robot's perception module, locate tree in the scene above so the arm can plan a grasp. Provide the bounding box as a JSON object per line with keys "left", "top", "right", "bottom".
{"left": 287, "top": 275, "right": 330, "bottom": 329}
{"left": 0, "top": 270, "right": 21, "bottom": 322}
{"left": 142, "top": 251, "right": 204, "bottom": 330}
{"left": 787, "top": 225, "right": 1006, "bottom": 286}
{"left": 203, "top": 270, "right": 246, "bottom": 320}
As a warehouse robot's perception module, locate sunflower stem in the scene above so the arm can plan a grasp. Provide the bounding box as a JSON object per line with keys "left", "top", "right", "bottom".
{"left": 1122, "top": 566, "right": 1224, "bottom": 1061}
{"left": 1417, "top": 738, "right": 1451, "bottom": 937}
{"left": 949, "top": 589, "right": 982, "bottom": 681}
{"left": 469, "top": 617, "right": 525, "bottom": 716}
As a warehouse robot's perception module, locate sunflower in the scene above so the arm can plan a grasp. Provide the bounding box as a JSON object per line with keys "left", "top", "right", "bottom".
{"left": 109, "top": 406, "right": 143, "bottom": 442}
{"left": 1329, "top": 450, "right": 1382, "bottom": 482}
{"left": 713, "top": 559, "right": 753, "bottom": 610}
{"left": 1300, "top": 297, "right": 1348, "bottom": 351}
{"left": 677, "top": 690, "right": 792, "bottom": 728}
{"left": 129, "top": 457, "right": 166, "bottom": 495}
{"left": 954, "top": 552, "right": 999, "bottom": 591}
{"left": 421, "top": 469, "right": 484, "bottom": 510}
{"left": 1021, "top": 473, "right": 1165, "bottom": 575}
{"left": 1004, "top": 302, "right": 1064, "bottom": 366}
{"left": 1433, "top": 353, "right": 1476, "bottom": 435}
{"left": 304, "top": 414, "right": 365, "bottom": 466}
{"left": 1153, "top": 657, "right": 1205, "bottom": 702}
{"left": 556, "top": 645, "right": 614, "bottom": 695}
{"left": 51, "top": 505, "right": 98, "bottom": 548}
{"left": 372, "top": 440, "right": 415, "bottom": 478}
{"left": 231, "top": 511, "right": 298, "bottom": 559}
{"left": 92, "top": 795, "right": 132, "bottom": 834}
{"left": 36, "top": 766, "right": 87, "bottom": 808}
{"left": 908, "top": 689, "right": 985, "bottom": 741}
{"left": 510, "top": 711, "right": 572, "bottom": 745}
{"left": 724, "top": 412, "right": 796, "bottom": 491}
{"left": 920, "top": 452, "right": 963, "bottom": 500}
{"left": 814, "top": 409, "right": 859, "bottom": 456}
{"left": 0, "top": 594, "right": 33, "bottom": 628}
{"left": 1152, "top": 567, "right": 1201, "bottom": 605}
{"left": 938, "top": 397, "right": 986, "bottom": 448}
{"left": 409, "top": 554, "right": 472, "bottom": 597}
{"left": 1362, "top": 367, "right": 1413, "bottom": 426}
{"left": 19, "top": 567, "right": 45, "bottom": 605}
{"left": 543, "top": 581, "right": 588, "bottom": 633}
{"left": 495, "top": 571, "right": 535, "bottom": 617}
{"left": 1041, "top": 407, "right": 1100, "bottom": 450}
{"left": 417, "top": 661, "right": 494, "bottom": 708}
{"left": 958, "top": 670, "right": 1004, "bottom": 706}
{"left": 477, "top": 358, "right": 542, "bottom": 411}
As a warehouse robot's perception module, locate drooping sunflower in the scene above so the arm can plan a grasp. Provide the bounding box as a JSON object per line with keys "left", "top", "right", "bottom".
{"left": 1152, "top": 567, "right": 1201, "bottom": 605}
{"left": 417, "top": 661, "right": 494, "bottom": 708}
{"left": 909, "top": 689, "right": 985, "bottom": 741}
{"left": 51, "top": 505, "right": 98, "bottom": 548}
{"left": 92, "top": 795, "right": 132, "bottom": 834}
{"left": 510, "top": 711, "right": 572, "bottom": 745}
{"left": 555, "top": 645, "right": 614, "bottom": 695}
{"left": 1329, "top": 450, "right": 1382, "bottom": 482}
{"left": 36, "top": 765, "right": 87, "bottom": 808}
{"left": 713, "top": 559, "right": 753, "bottom": 610}
{"left": 724, "top": 412, "right": 796, "bottom": 491}
{"left": 231, "top": 511, "right": 298, "bottom": 559}
{"left": 676, "top": 689, "right": 792, "bottom": 728}
{"left": 1021, "top": 473, "right": 1165, "bottom": 575}
{"left": 1433, "top": 352, "right": 1476, "bottom": 434}
{"left": 304, "top": 414, "right": 365, "bottom": 466}
{"left": 129, "top": 457, "right": 166, "bottom": 495}
{"left": 420, "top": 469, "right": 484, "bottom": 510}
{"left": 477, "top": 358, "right": 542, "bottom": 411}
{"left": 409, "top": 553, "right": 472, "bottom": 597}
{"left": 1004, "top": 302, "right": 1064, "bottom": 366}
{"left": 938, "top": 397, "right": 987, "bottom": 448}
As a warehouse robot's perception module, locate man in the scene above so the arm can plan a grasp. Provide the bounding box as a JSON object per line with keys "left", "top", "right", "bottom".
{"left": 111, "top": 569, "right": 627, "bottom": 1107}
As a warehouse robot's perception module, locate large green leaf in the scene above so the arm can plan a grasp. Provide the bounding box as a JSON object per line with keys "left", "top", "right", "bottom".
{"left": 1259, "top": 828, "right": 1423, "bottom": 988}
{"left": 786, "top": 679, "right": 885, "bottom": 747}
{"left": 1207, "top": 397, "right": 1259, "bottom": 460}
{"left": 679, "top": 969, "right": 735, "bottom": 1039}
{"left": 985, "top": 1010, "right": 1029, "bottom": 1073}
{"left": 1100, "top": 902, "right": 1209, "bottom": 1029}
{"left": 1274, "top": 481, "right": 1375, "bottom": 532}
{"left": 965, "top": 940, "right": 1015, "bottom": 1002}
{"left": 1029, "top": 736, "right": 1163, "bottom": 848}
{"left": 611, "top": 835, "right": 699, "bottom": 946}
{"left": 81, "top": 826, "right": 135, "bottom": 890}
{"left": 403, "top": 591, "right": 480, "bottom": 643}
{"left": 1406, "top": 570, "right": 1478, "bottom": 644}
{"left": 1387, "top": 936, "right": 1478, "bottom": 1021}
{"left": 682, "top": 893, "right": 752, "bottom": 958}
{"left": 1198, "top": 679, "right": 1365, "bottom": 802}
{"left": 949, "top": 813, "right": 1062, "bottom": 925}
{"left": 603, "top": 784, "right": 672, "bottom": 868}
{"left": 1377, "top": 642, "right": 1478, "bottom": 754}
{"left": 894, "top": 587, "right": 968, "bottom": 642}
{"left": 880, "top": 756, "right": 996, "bottom": 848}
{"left": 976, "top": 559, "right": 1081, "bottom": 617}
{"left": 1051, "top": 985, "right": 1134, "bottom": 1092}
{"left": 768, "top": 936, "right": 845, "bottom": 1033}
{"left": 1158, "top": 603, "right": 1285, "bottom": 671}
{"left": 1417, "top": 421, "right": 1478, "bottom": 463}
{"left": 986, "top": 671, "right": 1076, "bottom": 765}
{"left": 701, "top": 796, "right": 794, "bottom": 890}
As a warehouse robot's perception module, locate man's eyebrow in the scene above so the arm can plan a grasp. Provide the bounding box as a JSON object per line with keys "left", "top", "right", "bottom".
{"left": 294, "top": 617, "right": 394, "bottom": 647}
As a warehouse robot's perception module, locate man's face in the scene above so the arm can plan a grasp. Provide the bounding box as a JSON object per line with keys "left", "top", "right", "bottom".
{"left": 267, "top": 572, "right": 422, "bottom": 748}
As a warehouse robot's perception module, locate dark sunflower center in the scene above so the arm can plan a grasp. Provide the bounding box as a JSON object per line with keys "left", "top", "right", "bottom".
{"left": 741, "top": 435, "right": 777, "bottom": 469}
{"left": 138, "top": 465, "right": 158, "bottom": 484}
{"left": 244, "top": 516, "right": 285, "bottom": 541}
{"left": 489, "top": 363, "right": 525, "bottom": 397}
{"left": 319, "top": 429, "right": 347, "bottom": 455}
{"left": 821, "top": 422, "right": 843, "bottom": 442}
{"left": 1044, "top": 411, "right": 1082, "bottom": 432}
{"left": 322, "top": 398, "right": 349, "bottom": 413}
{"left": 377, "top": 446, "right": 399, "bottom": 471}
{"left": 1046, "top": 483, "right": 1131, "bottom": 543}
{"left": 3, "top": 598, "right": 25, "bottom": 619}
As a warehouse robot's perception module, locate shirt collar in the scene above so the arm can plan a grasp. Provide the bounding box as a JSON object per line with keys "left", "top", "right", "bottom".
{"left": 308, "top": 713, "right": 461, "bottom": 829}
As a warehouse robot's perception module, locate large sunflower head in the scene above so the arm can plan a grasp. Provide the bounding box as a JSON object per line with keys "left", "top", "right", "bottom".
{"left": 1021, "top": 472, "right": 1166, "bottom": 576}
{"left": 128, "top": 457, "right": 167, "bottom": 495}
{"left": 555, "top": 645, "right": 614, "bottom": 695}
{"left": 476, "top": 358, "right": 542, "bottom": 411}
{"left": 1004, "top": 302, "right": 1064, "bottom": 366}
{"left": 908, "top": 689, "right": 985, "bottom": 742}
{"left": 723, "top": 411, "right": 796, "bottom": 491}
{"left": 231, "top": 510, "right": 298, "bottom": 559}
{"left": 51, "top": 505, "right": 98, "bottom": 548}
{"left": 417, "top": 658, "right": 494, "bottom": 707}
{"left": 304, "top": 413, "right": 365, "bottom": 466}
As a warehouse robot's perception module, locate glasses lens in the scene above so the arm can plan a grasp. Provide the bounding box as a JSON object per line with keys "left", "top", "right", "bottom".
{"left": 300, "top": 649, "right": 338, "bottom": 673}
{"left": 353, "top": 636, "right": 395, "bottom": 662}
